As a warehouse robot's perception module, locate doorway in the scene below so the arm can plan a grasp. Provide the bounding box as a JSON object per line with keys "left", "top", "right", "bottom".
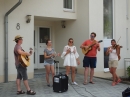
{"left": 34, "top": 27, "right": 51, "bottom": 69}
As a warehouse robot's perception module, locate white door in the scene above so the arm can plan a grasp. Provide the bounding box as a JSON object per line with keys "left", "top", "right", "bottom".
{"left": 34, "top": 27, "right": 51, "bottom": 69}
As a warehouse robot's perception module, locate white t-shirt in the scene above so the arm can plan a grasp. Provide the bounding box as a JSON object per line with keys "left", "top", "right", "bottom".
{"left": 109, "top": 48, "right": 118, "bottom": 61}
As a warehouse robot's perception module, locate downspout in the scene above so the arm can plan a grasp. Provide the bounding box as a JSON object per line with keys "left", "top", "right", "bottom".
{"left": 4, "top": 0, "right": 22, "bottom": 83}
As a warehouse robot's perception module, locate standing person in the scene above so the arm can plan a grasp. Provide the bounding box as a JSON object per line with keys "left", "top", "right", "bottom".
{"left": 14, "top": 35, "right": 36, "bottom": 95}
{"left": 44, "top": 39, "right": 60, "bottom": 87}
{"left": 61, "top": 38, "right": 80, "bottom": 85}
{"left": 106, "top": 39, "right": 121, "bottom": 86}
{"left": 80, "top": 32, "right": 100, "bottom": 85}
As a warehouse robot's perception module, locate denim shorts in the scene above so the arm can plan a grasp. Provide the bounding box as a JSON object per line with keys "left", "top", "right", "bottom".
{"left": 44, "top": 61, "right": 54, "bottom": 66}
{"left": 16, "top": 64, "right": 28, "bottom": 80}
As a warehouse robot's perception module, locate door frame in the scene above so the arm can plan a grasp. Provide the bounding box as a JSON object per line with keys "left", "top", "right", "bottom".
{"left": 34, "top": 26, "right": 52, "bottom": 69}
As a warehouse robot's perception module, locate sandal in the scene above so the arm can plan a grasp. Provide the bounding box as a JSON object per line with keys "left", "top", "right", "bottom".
{"left": 116, "top": 79, "right": 121, "bottom": 84}
{"left": 89, "top": 81, "right": 95, "bottom": 84}
{"left": 17, "top": 90, "right": 25, "bottom": 95}
{"left": 112, "top": 82, "right": 116, "bottom": 86}
{"left": 27, "top": 90, "right": 36, "bottom": 95}
{"left": 83, "top": 82, "right": 87, "bottom": 85}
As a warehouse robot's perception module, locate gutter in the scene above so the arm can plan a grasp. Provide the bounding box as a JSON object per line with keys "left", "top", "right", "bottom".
{"left": 4, "top": 0, "right": 22, "bottom": 83}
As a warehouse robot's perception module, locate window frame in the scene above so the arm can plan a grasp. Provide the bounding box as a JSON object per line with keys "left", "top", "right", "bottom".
{"left": 103, "top": 0, "right": 115, "bottom": 72}
{"left": 63, "top": 0, "right": 75, "bottom": 12}
{"left": 103, "top": 0, "right": 114, "bottom": 40}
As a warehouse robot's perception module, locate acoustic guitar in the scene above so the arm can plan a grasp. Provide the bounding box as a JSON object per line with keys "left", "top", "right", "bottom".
{"left": 19, "top": 48, "right": 33, "bottom": 67}
{"left": 82, "top": 40, "right": 103, "bottom": 55}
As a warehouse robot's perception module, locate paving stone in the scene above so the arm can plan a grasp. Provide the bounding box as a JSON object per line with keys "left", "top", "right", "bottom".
{"left": 0, "top": 70, "right": 129, "bottom": 97}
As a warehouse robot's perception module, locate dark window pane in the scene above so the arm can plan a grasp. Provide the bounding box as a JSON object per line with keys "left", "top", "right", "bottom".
{"left": 104, "top": 48, "right": 109, "bottom": 68}
{"left": 34, "top": 52, "right": 35, "bottom": 64}
{"left": 104, "top": 0, "right": 113, "bottom": 39}
{"left": 34, "top": 30, "right": 35, "bottom": 46}
{"left": 39, "top": 55, "right": 44, "bottom": 63}
{"left": 64, "top": 0, "right": 72, "bottom": 9}
{"left": 39, "top": 28, "right": 50, "bottom": 43}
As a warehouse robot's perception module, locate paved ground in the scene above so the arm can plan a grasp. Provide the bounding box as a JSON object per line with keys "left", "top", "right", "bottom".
{"left": 0, "top": 69, "right": 129, "bottom": 97}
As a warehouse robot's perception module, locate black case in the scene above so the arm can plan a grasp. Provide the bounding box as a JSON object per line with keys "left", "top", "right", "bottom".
{"left": 122, "top": 87, "right": 130, "bottom": 97}
{"left": 53, "top": 73, "right": 68, "bottom": 92}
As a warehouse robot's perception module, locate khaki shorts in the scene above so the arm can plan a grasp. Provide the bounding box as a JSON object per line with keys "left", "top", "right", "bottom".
{"left": 108, "top": 60, "right": 118, "bottom": 68}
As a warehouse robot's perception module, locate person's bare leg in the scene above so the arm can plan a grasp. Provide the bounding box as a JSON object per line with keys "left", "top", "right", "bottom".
{"left": 45, "top": 65, "right": 51, "bottom": 84}
{"left": 23, "top": 80, "right": 30, "bottom": 91}
{"left": 112, "top": 68, "right": 117, "bottom": 82}
{"left": 84, "top": 67, "right": 89, "bottom": 83}
{"left": 109, "top": 68, "right": 114, "bottom": 80}
{"left": 50, "top": 65, "right": 55, "bottom": 83}
{"left": 90, "top": 68, "right": 94, "bottom": 83}
{"left": 115, "top": 73, "right": 120, "bottom": 81}
{"left": 23, "top": 80, "right": 36, "bottom": 94}
{"left": 66, "top": 66, "right": 70, "bottom": 76}
{"left": 16, "top": 79, "right": 21, "bottom": 91}
{"left": 71, "top": 67, "right": 76, "bottom": 82}
{"left": 109, "top": 68, "right": 112, "bottom": 74}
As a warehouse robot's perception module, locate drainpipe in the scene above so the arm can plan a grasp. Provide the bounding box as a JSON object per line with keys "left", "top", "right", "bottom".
{"left": 4, "top": 0, "right": 22, "bottom": 83}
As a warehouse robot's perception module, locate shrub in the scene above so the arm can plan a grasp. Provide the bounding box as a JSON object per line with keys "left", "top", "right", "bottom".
{"left": 127, "top": 66, "right": 130, "bottom": 78}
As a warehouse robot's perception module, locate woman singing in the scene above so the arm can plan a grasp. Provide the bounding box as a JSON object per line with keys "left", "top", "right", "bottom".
{"left": 61, "top": 38, "right": 80, "bottom": 85}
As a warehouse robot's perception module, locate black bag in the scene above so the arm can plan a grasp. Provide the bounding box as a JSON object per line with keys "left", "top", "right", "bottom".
{"left": 53, "top": 73, "right": 68, "bottom": 93}
{"left": 122, "top": 87, "right": 130, "bottom": 97}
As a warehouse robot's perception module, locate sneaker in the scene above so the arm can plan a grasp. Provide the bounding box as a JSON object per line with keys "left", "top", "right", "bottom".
{"left": 72, "top": 82, "right": 78, "bottom": 85}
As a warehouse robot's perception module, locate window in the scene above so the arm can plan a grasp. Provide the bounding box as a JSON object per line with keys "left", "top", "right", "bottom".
{"left": 103, "top": 0, "right": 113, "bottom": 72}
{"left": 103, "top": 0, "right": 113, "bottom": 39}
{"left": 64, "top": 0, "right": 74, "bottom": 12}
{"left": 39, "top": 28, "right": 50, "bottom": 43}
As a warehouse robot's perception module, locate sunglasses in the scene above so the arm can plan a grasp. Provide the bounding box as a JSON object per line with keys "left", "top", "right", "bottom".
{"left": 90, "top": 35, "right": 95, "bottom": 38}
{"left": 69, "top": 41, "right": 73, "bottom": 43}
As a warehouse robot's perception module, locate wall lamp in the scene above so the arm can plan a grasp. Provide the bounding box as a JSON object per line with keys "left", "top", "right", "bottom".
{"left": 61, "top": 21, "right": 66, "bottom": 28}
{"left": 26, "top": 15, "right": 31, "bottom": 23}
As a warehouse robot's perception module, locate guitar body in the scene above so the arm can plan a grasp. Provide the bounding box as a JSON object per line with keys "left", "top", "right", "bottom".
{"left": 82, "top": 47, "right": 92, "bottom": 55}
{"left": 19, "top": 55, "right": 30, "bottom": 67}
{"left": 81, "top": 40, "right": 103, "bottom": 55}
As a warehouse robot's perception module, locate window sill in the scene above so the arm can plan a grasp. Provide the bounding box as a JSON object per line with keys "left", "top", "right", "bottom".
{"left": 63, "top": 9, "right": 75, "bottom": 13}
{"left": 104, "top": 68, "right": 109, "bottom": 73}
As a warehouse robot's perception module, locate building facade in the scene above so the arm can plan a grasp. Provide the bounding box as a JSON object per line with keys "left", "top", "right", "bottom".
{"left": 0, "top": 0, "right": 130, "bottom": 82}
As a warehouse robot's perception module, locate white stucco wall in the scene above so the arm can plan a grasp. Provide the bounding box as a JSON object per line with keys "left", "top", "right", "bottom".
{"left": 127, "top": 0, "right": 130, "bottom": 55}
{"left": 114, "top": 0, "right": 129, "bottom": 70}
{"left": 55, "top": 0, "right": 130, "bottom": 78}
{"left": 0, "top": 0, "right": 5, "bottom": 82}
{"left": 55, "top": 0, "right": 89, "bottom": 68}
{"left": 0, "top": 0, "right": 77, "bottom": 82}
{"left": 0, "top": 0, "right": 130, "bottom": 83}
{"left": 89, "top": 0, "right": 104, "bottom": 72}
{"left": 88, "top": 0, "right": 130, "bottom": 78}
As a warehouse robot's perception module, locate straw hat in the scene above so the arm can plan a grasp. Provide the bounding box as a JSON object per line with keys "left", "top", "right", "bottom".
{"left": 13, "top": 35, "right": 23, "bottom": 41}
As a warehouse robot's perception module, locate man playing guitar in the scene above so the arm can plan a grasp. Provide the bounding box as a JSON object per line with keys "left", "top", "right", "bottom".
{"left": 14, "top": 35, "right": 36, "bottom": 95}
{"left": 80, "top": 32, "right": 100, "bottom": 85}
